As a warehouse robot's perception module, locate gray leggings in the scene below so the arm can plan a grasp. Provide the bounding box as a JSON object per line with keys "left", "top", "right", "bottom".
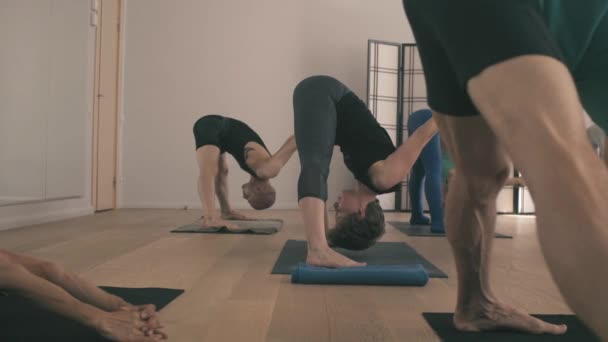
{"left": 293, "top": 75, "right": 350, "bottom": 201}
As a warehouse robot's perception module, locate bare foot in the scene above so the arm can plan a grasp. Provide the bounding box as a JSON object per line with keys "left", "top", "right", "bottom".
{"left": 199, "top": 217, "right": 239, "bottom": 230}
{"left": 306, "top": 246, "right": 366, "bottom": 268}
{"left": 454, "top": 300, "right": 567, "bottom": 335}
{"left": 221, "top": 210, "right": 255, "bottom": 221}
{"left": 96, "top": 310, "right": 165, "bottom": 342}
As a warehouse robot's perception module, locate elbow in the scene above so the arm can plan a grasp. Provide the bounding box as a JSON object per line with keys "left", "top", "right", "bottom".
{"left": 257, "top": 168, "right": 279, "bottom": 180}
{"left": 371, "top": 174, "right": 395, "bottom": 192}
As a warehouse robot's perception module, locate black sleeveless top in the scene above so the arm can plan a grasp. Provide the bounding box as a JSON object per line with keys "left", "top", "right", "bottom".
{"left": 194, "top": 115, "right": 270, "bottom": 177}
{"left": 221, "top": 117, "right": 270, "bottom": 177}
{"left": 335, "top": 92, "right": 400, "bottom": 194}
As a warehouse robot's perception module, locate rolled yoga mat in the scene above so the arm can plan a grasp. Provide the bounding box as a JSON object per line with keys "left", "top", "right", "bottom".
{"left": 422, "top": 313, "right": 599, "bottom": 342}
{"left": 272, "top": 240, "right": 447, "bottom": 278}
{"left": 389, "top": 221, "right": 513, "bottom": 238}
{"left": 0, "top": 286, "right": 184, "bottom": 342}
{"left": 172, "top": 219, "right": 283, "bottom": 235}
{"left": 291, "top": 263, "right": 429, "bottom": 286}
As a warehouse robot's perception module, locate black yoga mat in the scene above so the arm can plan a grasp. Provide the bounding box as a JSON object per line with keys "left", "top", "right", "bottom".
{"left": 423, "top": 313, "right": 599, "bottom": 342}
{"left": 0, "top": 286, "right": 184, "bottom": 341}
{"left": 389, "top": 221, "right": 513, "bottom": 238}
{"left": 271, "top": 239, "right": 447, "bottom": 278}
{"left": 172, "top": 219, "right": 282, "bottom": 235}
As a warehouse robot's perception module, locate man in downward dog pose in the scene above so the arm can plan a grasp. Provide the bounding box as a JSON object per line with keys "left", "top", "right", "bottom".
{"left": 403, "top": 0, "right": 608, "bottom": 338}
{"left": 0, "top": 250, "right": 165, "bottom": 341}
{"left": 293, "top": 75, "right": 439, "bottom": 268}
{"left": 193, "top": 115, "right": 296, "bottom": 229}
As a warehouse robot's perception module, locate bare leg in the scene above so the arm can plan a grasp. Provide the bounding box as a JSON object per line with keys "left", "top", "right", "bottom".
{"left": 435, "top": 114, "right": 566, "bottom": 334}
{"left": 300, "top": 198, "right": 366, "bottom": 268}
{"left": 196, "top": 146, "right": 237, "bottom": 229}
{"left": 468, "top": 55, "right": 608, "bottom": 338}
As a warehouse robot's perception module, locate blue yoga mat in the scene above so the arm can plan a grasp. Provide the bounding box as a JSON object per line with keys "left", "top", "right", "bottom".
{"left": 291, "top": 263, "right": 429, "bottom": 286}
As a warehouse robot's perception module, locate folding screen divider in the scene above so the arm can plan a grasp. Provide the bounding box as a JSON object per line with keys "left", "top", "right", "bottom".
{"left": 367, "top": 40, "right": 528, "bottom": 214}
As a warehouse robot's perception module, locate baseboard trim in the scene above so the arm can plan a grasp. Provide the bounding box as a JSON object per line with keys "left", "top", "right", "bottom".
{"left": 0, "top": 206, "right": 95, "bottom": 231}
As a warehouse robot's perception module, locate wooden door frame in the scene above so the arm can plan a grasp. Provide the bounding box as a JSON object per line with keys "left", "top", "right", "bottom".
{"left": 91, "top": 0, "right": 124, "bottom": 211}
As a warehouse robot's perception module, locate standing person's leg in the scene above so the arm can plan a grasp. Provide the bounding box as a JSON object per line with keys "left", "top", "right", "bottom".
{"left": 293, "top": 75, "right": 365, "bottom": 268}
{"left": 435, "top": 114, "right": 566, "bottom": 334}
{"left": 408, "top": 159, "right": 429, "bottom": 224}
{"left": 404, "top": 0, "right": 603, "bottom": 336}
{"left": 468, "top": 55, "right": 608, "bottom": 339}
{"left": 407, "top": 109, "right": 434, "bottom": 224}
{"left": 419, "top": 133, "right": 444, "bottom": 233}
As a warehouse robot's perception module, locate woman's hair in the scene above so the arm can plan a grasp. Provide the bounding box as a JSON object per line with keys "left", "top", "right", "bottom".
{"left": 326, "top": 200, "right": 385, "bottom": 250}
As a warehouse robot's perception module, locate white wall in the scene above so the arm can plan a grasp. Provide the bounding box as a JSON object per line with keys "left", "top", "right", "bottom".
{"left": 0, "top": 1, "right": 96, "bottom": 231}
{"left": 120, "top": 0, "right": 414, "bottom": 209}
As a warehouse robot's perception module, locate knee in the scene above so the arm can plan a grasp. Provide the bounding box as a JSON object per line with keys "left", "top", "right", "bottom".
{"left": 458, "top": 163, "right": 510, "bottom": 202}
{"left": 218, "top": 162, "right": 228, "bottom": 176}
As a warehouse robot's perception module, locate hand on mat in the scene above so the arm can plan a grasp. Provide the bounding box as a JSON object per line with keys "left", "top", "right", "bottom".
{"left": 306, "top": 246, "right": 366, "bottom": 268}
{"left": 97, "top": 309, "right": 165, "bottom": 342}
{"left": 221, "top": 210, "right": 256, "bottom": 221}
{"left": 454, "top": 300, "right": 567, "bottom": 335}
{"left": 199, "top": 216, "right": 239, "bottom": 230}
{"left": 129, "top": 305, "right": 167, "bottom": 340}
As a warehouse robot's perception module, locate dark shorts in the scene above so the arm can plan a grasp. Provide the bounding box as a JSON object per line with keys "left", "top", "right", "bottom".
{"left": 193, "top": 115, "right": 225, "bottom": 151}
{"left": 574, "top": 13, "right": 608, "bottom": 131}
{"left": 404, "top": 0, "right": 564, "bottom": 116}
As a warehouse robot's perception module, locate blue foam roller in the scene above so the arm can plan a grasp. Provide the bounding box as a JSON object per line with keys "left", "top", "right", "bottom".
{"left": 291, "top": 263, "right": 429, "bottom": 286}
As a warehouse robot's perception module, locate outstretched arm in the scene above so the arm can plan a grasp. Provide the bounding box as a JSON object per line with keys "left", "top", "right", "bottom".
{"left": 197, "top": 146, "right": 221, "bottom": 219}
{"left": 214, "top": 154, "right": 233, "bottom": 215}
{"left": 370, "top": 118, "right": 439, "bottom": 190}
{"left": 215, "top": 156, "right": 253, "bottom": 220}
{"left": 255, "top": 135, "right": 297, "bottom": 179}
{"left": 0, "top": 255, "right": 164, "bottom": 340}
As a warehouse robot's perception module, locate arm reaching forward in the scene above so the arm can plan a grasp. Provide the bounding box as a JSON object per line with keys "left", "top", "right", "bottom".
{"left": 255, "top": 135, "right": 297, "bottom": 179}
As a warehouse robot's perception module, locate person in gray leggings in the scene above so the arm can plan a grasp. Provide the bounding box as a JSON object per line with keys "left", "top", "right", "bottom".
{"left": 294, "top": 75, "right": 439, "bottom": 268}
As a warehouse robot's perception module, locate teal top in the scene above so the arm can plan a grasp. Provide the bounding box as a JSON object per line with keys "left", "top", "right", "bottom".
{"left": 441, "top": 152, "right": 454, "bottom": 184}
{"left": 539, "top": 0, "right": 608, "bottom": 131}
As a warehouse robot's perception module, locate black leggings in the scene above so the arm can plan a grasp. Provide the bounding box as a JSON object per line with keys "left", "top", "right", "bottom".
{"left": 293, "top": 76, "right": 349, "bottom": 201}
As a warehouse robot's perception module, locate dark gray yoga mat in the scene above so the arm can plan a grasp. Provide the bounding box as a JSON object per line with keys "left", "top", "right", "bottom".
{"left": 172, "top": 219, "right": 283, "bottom": 235}
{"left": 271, "top": 239, "right": 447, "bottom": 278}
{"left": 389, "top": 221, "right": 513, "bottom": 238}
{"left": 423, "top": 313, "right": 599, "bottom": 341}
{"left": 0, "top": 286, "right": 184, "bottom": 341}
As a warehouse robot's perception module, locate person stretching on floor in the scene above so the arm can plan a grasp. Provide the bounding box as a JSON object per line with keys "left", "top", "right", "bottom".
{"left": 293, "top": 75, "right": 439, "bottom": 268}
{"left": 0, "top": 250, "right": 165, "bottom": 342}
{"left": 193, "top": 114, "right": 297, "bottom": 229}
{"left": 403, "top": 0, "right": 608, "bottom": 338}
{"left": 407, "top": 109, "right": 445, "bottom": 233}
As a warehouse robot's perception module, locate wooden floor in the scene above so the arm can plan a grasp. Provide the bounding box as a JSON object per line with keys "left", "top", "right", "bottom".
{"left": 0, "top": 209, "right": 570, "bottom": 342}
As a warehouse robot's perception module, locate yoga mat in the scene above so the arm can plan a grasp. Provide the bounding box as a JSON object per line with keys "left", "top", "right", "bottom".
{"left": 0, "top": 286, "right": 184, "bottom": 341}
{"left": 291, "top": 263, "right": 429, "bottom": 286}
{"left": 423, "top": 313, "right": 599, "bottom": 342}
{"left": 389, "top": 222, "right": 513, "bottom": 238}
{"left": 172, "top": 219, "right": 283, "bottom": 235}
{"left": 272, "top": 240, "right": 447, "bottom": 278}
